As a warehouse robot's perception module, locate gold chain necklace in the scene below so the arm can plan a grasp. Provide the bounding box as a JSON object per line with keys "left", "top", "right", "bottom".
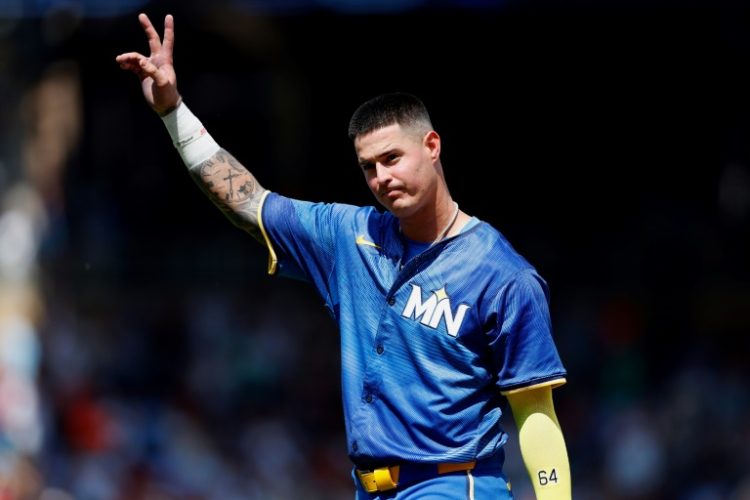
{"left": 431, "top": 201, "right": 460, "bottom": 246}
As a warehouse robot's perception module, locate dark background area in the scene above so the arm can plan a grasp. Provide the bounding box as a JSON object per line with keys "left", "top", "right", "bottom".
{"left": 1, "top": 0, "right": 749, "bottom": 498}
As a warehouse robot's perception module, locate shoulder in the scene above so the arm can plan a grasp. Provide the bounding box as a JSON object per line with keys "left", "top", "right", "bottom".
{"left": 457, "top": 220, "right": 539, "bottom": 280}
{"left": 264, "top": 192, "right": 379, "bottom": 225}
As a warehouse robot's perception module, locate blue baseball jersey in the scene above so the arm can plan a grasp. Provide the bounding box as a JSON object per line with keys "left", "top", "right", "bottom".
{"left": 258, "top": 192, "right": 566, "bottom": 466}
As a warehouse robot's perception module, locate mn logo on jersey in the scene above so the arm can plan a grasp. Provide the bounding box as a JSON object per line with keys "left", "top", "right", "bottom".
{"left": 401, "top": 284, "right": 470, "bottom": 337}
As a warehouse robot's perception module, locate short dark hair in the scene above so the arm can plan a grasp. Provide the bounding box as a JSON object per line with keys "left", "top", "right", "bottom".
{"left": 348, "top": 92, "right": 433, "bottom": 141}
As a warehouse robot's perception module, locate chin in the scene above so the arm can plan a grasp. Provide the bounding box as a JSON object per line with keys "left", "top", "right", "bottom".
{"left": 384, "top": 199, "right": 416, "bottom": 218}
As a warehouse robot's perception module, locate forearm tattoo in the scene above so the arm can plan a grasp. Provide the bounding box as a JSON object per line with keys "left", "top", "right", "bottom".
{"left": 188, "top": 149, "right": 266, "bottom": 242}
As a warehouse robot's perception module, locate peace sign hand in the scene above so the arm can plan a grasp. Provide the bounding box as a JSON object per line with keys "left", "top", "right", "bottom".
{"left": 116, "top": 14, "right": 181, "bottom": 115}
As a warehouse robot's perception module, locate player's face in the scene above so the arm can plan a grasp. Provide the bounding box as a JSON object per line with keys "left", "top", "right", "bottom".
{"left": 355, "top": 123, "right": 441, "bottom": 218}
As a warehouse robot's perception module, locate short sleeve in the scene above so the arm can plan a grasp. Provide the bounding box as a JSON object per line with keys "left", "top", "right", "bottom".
{"left": 489, "top": 270, "right": 567, "bottom": 393}
{"left": 259, "top": 192, "right": 356, "bottom": 291}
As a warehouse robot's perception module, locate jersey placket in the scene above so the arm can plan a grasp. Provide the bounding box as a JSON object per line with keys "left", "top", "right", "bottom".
{"left": 348, "top": 236, "right": 400, "bottom": 456}
{"left": 352, "top": 240, "right": 452, "bottom": 456}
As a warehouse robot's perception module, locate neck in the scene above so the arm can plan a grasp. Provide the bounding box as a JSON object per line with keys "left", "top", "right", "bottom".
{"left": 399, "top": 198, "right": 464, "bottom": 243}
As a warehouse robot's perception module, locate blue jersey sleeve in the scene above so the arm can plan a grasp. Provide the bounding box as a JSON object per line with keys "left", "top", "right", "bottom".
{"left": 259, "top": 192, "right": 356, "bottom": 292}
{"left": 490, "top": 270, "right": 567, "bottom": 393}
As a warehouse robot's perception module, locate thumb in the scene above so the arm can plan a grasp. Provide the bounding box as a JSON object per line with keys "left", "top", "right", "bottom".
{"left": 139, "top": 58, "right": 170, "bottom": 87}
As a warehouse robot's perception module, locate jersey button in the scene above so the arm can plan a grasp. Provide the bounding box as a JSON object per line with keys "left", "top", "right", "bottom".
{"left": 387, "top": 297, "right": 396, "bottom": 306}
{"left": 376, "top": 345, "right": 384, "bottom": 355}
{"left": 352, "top": 441, "right": 358, "bottom": 452}
{"left": 365, "top": 393, "right": 373, "bottom": 403}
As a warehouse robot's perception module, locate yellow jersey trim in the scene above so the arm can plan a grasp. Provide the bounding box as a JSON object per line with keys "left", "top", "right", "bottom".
{"left": 257, "top": 190, "right": 278, "bottom": 275}
{"left": 501, "top": 377, "right": 566, "bottom": 396}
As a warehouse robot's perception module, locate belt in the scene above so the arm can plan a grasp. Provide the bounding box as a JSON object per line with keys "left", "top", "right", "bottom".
{"left": 356, "top": 461, "right": 476, "bottom": 493}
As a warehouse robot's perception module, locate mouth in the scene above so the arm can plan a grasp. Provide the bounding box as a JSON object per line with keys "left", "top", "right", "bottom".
{"left": 382, "top": 189, "right": 403, "bottom": 200}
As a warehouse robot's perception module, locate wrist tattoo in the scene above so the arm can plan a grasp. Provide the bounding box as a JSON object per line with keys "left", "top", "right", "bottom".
{"left": 199, "top": 151, "right": 257, "bottom": 204}
{"left": 190, "top": 149, "right": 266, "bottom": 241}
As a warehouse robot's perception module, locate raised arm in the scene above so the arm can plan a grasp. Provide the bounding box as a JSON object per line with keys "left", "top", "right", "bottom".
{"left": 116, "top": 14, "right": 267, "bottom": 242}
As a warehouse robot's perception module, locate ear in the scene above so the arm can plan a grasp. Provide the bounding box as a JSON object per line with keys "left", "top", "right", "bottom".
{"left": 423, "top": 130, "right": 441, "bottom": 163}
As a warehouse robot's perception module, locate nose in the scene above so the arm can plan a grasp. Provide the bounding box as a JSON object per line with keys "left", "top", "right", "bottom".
{"left": 375, "top": 162, "right": 392, "bottom": 186}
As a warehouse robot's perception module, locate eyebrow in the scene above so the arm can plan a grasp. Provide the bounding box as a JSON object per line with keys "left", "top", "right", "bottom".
{"left": 358, "top": 147, "right": 400, "bottom": 168}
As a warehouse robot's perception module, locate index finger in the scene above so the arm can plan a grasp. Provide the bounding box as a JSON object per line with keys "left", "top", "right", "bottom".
{"left": 138, "top": 13, "right": 162, "bottom": 55}
{"left": 162, "top": 14, "right": 175, "bottom": 55}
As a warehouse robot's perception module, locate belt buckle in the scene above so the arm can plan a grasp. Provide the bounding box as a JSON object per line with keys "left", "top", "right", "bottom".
{"left": 357, "top": 465, "right": 400, "bottom": 493}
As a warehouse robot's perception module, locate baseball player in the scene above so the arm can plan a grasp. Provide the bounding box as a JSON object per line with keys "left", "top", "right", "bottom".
{"left": 117, "top": 14, "right": 572, "bottom": 499}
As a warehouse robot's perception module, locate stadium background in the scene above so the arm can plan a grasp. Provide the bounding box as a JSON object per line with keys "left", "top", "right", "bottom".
{"left": 1, "top": 0, "right": 749, "bottom": 498}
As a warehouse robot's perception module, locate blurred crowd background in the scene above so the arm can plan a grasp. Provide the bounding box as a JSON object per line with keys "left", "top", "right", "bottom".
{"left": 1, "top": 0, "right": 749, "bottom": 498}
